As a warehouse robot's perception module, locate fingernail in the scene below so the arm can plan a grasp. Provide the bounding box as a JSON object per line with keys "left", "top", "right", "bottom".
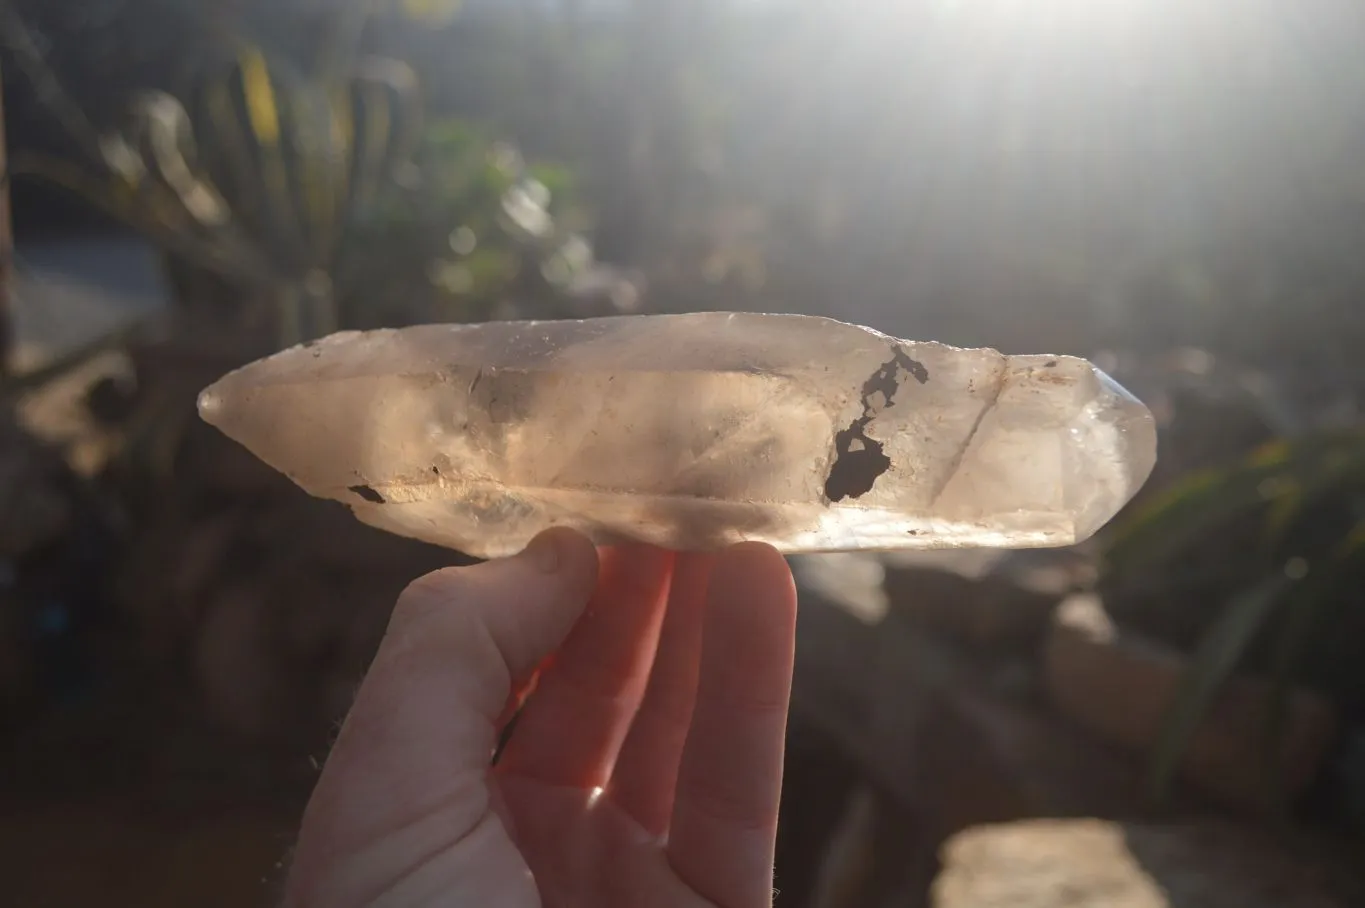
{"left": 523, "top": 529, "right": 564, "bottom": 574}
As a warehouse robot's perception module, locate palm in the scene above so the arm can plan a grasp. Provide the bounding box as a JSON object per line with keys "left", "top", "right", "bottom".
{"left": 491, "top": 778, "right": 713, "bottom": 907}
{"left": 486, "top": 548, "right": 796, "bottom": 908}
{"left": 284, "top": 540, "right": 797, "bottom": 908}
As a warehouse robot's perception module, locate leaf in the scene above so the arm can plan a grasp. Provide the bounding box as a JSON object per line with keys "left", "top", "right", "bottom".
{"left": 1258, "top": 439, "right": 1365, "bottom": 558}
{"left": 187, "top": 49, "right": 307, "bottom": 260}
{"left": 1105, "top": 465, "right": 1284, "bottom": 582}
{"left": 239, "top": 47, "right": 283, "bottom": 147}
{"left": 400, "top": 0, "right": 464, "bottom": 26}
{"left": 1105, "top": 429, "right": 1365, "bottom": 582}
{"left": 1149, "top": 574, "right": 1291, "bottom": 800}
{"left": 0, "top": 2, "right": 110, "bottom": 167}
{"left": 130, "top": 91, "right": 232, "bottom": 228}
{"left": 1260, "top": 521, "right": 1365, "bottom": 804}
{"left": 460, "top": 247, "right": 519, "bottom": 288}
{"left": 9, "top": 152, "right": 270, "bottom": 285}
{"left": 345, "top": 58, "right": 425, "bottom": 220}
{"left": 1259, "top": 481, "right": 1305, "bottom": 554}
{"left": 527, "top": 163, "right": 575, "bottom": 204}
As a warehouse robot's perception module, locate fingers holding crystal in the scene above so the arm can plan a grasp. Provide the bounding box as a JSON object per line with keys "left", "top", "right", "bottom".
{"left": 496, "top": 546, "right": 676, "bottom": 789}
{"left": 604, "top": 552, "right": 715, "bottom": 836}
{"left": 667, "top": 543, "right": 797, "bottom": 907}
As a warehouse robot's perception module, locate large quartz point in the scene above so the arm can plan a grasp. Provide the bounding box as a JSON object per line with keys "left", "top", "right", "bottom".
{"left": 198, "top": 313, "right": 1156, "bottom": 559}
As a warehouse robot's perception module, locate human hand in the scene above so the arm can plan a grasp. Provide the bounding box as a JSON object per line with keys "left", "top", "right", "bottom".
{"left": 282, "top": 528, "right": 798, "bottom": 908}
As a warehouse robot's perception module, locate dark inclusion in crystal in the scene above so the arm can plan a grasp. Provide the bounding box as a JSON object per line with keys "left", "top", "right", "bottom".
{"left": 824, "top": 346, "right": 929, "bottom": 502}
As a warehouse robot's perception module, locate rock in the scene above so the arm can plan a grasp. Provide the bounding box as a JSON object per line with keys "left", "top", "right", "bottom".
{"left": 881, "top": 547, "right": 1088, "bottom": 655}
{"left": 911, "top": 686, "right": 1159, "bottom": 841}
{"left": 931, "top": 819, "right": 1360, "bottom": 908}
{"left": 773, "top": 718, "right": 868, "bottom": 908}
{"left": 801, "top": 784, "right": 934, "bottom": 908}
{"left": 1044, "top": 594, "right": 1339, "bottom": 812}
{"left": 199, "top": 313, "right": 1156, "bottom": 558}
{"left": 790, "top": 552, "right": 1180, "bottom": 908}
{"left": 789, "top": 553, "right": 942, "bottom": 806}
{"left": 791, "top": 553, "right": 1161, "bottom": 837}
{"left": 14, "top": 349, "right": 133, "bottom": 478}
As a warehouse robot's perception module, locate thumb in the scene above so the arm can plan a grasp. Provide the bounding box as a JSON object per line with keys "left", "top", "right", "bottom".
{"left": 287, "top": 529, "right": 598, "bottom": 894}
{"left": 343, "top": 526, "right": 599, "bottom": 767}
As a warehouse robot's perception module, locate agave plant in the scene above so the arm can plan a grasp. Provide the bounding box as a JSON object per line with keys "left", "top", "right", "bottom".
{"left": 0, "top": 0, "right": 430, "bottom": 347}
{"left": 1100, "top": 424, "right": 1365, "bottom": 805}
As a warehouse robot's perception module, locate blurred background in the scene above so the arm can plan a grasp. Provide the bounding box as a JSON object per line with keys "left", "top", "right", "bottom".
{"left": 0, "top": 1, "right": 1363, "bottom": 905}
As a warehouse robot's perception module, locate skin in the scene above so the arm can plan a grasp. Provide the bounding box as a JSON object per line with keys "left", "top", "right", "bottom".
{"left": 282, "top": 527, "right": 799, "bottom": 908}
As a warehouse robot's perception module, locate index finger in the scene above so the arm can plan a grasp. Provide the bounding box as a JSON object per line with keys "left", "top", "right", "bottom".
{"left": 666, "top": 542, "right": 797, "bottom": 908}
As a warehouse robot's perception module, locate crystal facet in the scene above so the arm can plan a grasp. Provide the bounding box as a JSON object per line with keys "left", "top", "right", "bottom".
{"left": 198, "top": 313, "right": 1156, "bottom": 559}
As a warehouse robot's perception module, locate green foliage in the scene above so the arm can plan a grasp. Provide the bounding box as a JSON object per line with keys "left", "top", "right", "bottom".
{"left": 0, "top": 0, "right": 424, "bottom": 343}
{"left": 1, "top": 0, "right": 595, "bottom": 351}
{"left": 1106, "top": 430, "right": 1365, "bottom": 581}
{"left": 1146, "top": 575, "right": 1290, "bottom": 800}
{"left": 1101, "top": 428, "right": 1365, "bottom": 804}
{"left": 396, "top": 0, "right": 464, "bottom": 26}
{"left": 336, "top": 117, "right": 600, "bottom": 327}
